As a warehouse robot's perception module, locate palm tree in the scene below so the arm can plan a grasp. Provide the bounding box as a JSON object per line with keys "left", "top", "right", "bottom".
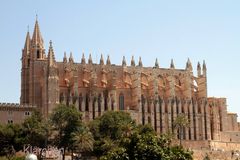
{"left": 72, "top": 127, "right": 94, "bottom": 158}
{"left": 173, "top": 114, "right": 190, "bottom": 146}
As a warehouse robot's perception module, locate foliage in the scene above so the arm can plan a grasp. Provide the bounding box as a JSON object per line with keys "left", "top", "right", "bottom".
{"left": 21, "top": 109, "right": 49, "bottom": 148}
{"left": 89, "top": 111, "right": 135, "bottom": 157}
{"left": 169, "top": 146, "right": 193, "bottom": 160}
{"left": 0, "top": 124, "right": 22, "bottom": 156}
{"left": 100, "top": 147, "right": 129, "bottom": 160}
{"left": 93, "top": 111, "right": 135, "bottom": 140}
{"left": 50, "top": 104, "right": 82, "bottom": 148}
{"left": 0, "top": 108, "right": 193, "bottom": 160}
{"left": 50, "top": 104, "right": 83, "bottom": 160}
{"left": 173, "top": 114, "right": 190, "bottom": 146}
{"left": 90, "top": 111, "right": 193, "bottom": 160}
{"left": 71, "top": 126, "right": 94, "bottom": 155}
{"left": 173, "top": 114, "right": 190, "bottom": 130}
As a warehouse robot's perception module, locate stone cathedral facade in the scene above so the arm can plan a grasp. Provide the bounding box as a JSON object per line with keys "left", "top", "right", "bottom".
{"left": 1, "top": 19, "right": 240, "bottom": 149}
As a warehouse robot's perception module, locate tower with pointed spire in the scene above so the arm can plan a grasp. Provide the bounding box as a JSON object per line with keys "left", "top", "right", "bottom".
{"left": 20, "top": 29, "right": 31, "bottom": 104}
{"left": 31, "top": 17, "right": 45, "bottom": 60}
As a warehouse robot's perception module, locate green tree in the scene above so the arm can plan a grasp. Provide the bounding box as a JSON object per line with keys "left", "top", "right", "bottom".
{"left": 71, "top": 126, "right": 94, "bottom": 158}
{"left": 0, "top": 124, "right": 14, "bottom": 157}
{"left": 22, "top": 110, "right": 50, "bottom": 148}
{"left": 97, "top": 111, "right": 135, "bottom": 140}
{"left": 173, "top": 114, "right": 190, "bottom": 146}
{"left": 50, "top": 104, "right": 82, "bottom": 160}
{"left": 0, "top": 124, "right": 23, "bottom": 158}
{"left": 90, "top": 111, "right": 193, "bottom": 160}
{"left": 168, "top": 146, "right": 193, "bottom": 160}
{"left": 89, "top": 111, "right": 135, "bottom": 158}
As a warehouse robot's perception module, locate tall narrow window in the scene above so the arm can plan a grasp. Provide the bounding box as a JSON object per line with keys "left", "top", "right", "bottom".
{"left": 85, "top": 94, "right": 89, "bottom": 111}
{"left": 104, "top": 91, "right": 108, "bottom": 111}
{"left": 59, "top": 93, "right": 64, "bottom": 103}
{"left": 27, "top": 59, "right": 30, "bottom": 67}
{"left": 119, "top": 93, "right": 124, "bottom": 110}
{"left": 98, "top": 94, "right": 101, "bottom": 116}
{"left": 37, "top": 50, "right": 40, "bottom": 59}
{"left": 142, "top": 95, "right": 145, "bottom": 125}
{"left": 79, "top": 93, "right": 83, "bottom": 111}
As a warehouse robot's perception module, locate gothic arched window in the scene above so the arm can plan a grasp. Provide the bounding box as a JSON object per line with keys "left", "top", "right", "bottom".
{"left": 98, "top": 94, "right": 101, "bottom": 114}
{"left": 119, "top": 93, "right": 124, "bottom": 110}
{"left": 59, "top": 92, "right": 64, "bottom": 103}
{"left": 141, "top": 95, "right": 145, "bottom": 125}
{"left": 85, "top": 94, "right": 89, "bottom": 111}
{"left": 79, "top": 93, "right": 83, "bottom": 111}
{"left": 37, "top": 50, "right": 40, "bottom": 59}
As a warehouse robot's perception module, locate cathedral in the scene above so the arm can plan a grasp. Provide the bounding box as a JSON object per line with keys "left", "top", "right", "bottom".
{"left": 1, "top": 19, "right": 240, "bottom": 150}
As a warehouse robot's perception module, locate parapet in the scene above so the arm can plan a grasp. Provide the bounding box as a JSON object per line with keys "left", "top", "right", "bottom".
{"left": 0, "top": 102, "right": 36, "bottom": 111}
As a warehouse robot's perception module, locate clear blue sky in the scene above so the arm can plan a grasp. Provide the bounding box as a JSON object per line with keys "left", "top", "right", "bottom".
{"left": 0, "top": 1, "right": 240, "bottom": 116}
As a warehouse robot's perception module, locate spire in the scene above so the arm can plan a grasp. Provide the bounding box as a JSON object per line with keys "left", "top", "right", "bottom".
{"left": 131, "top": 56, "right": 135, "bottom": 66}
{"left": 88, "top": 54, "right": 93, "bottom": 64}
{"left": 48, "top": 40, "right": 55, "bottom": 67}
{"left": 81, "top": 52, "right": 86, "bottom": 64}
{"left": 170, "top": 59, "right": 175, "bottom": 69}
{"left": 154, "top": 58, "right": 159, "bottom": 68}
{"left": 197, "top": 61, "right": 201, "bottom": 77}
{"left": 203, "top": 60, "right": 206, "bottom": 70}
{"left": 69, "top": 52, "right": 74, "bottom": 63}
{"left": 138, "top": 57, "right": 143, "bottom": 67}
{"left": 122, "top": 56, "right": 126, "bottom": 66}
{"left": 100, "top": 54, "right": 104, "bottom": 65}
{"left": 106, "top": 55, "right": 111, "bottom": 65}
{"left": 63, "top": 52, "right": 67, "bottom": 63}
{"left": 32, "top": 17, "right": 44, "bottom": 48}
{"left": 202, "top": 60, "right": 207, "bottom": 76}
{"left": 23, "top": 30, "right": 31, "bottom": 55}
{"left": 185, "top": 58, "right": 193, "bottom": 71}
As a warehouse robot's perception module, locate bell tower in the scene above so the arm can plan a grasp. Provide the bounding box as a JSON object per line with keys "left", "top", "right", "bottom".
{"left": 20, "top": 29, "right": 31, "bottom": 104}
{"left": 28, "top": 18, "right": 46, "bottom": 106}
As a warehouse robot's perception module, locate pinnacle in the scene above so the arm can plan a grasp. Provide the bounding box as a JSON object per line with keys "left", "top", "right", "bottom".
{"left": 122, "top": 56, "right": 126, "bottom": 66}
{"left": 69, "top": 52, "right": 74, "bottom": 63}
{"left": 48, "top": 40, "right": 55, "bottom": 66}
{"left": 197, "top": 61, "right": 201, "bottom": 69}
{"left": 203, "top": 60, "right": 207, "bottom": 70}
{"left": 186, "top": 58, "right": 192, "bottom": 71}
{"left": 131, "top": 55, "right": 135, "bottom": 66}
{"left": 100, "top": 54, "right": 104, "bottom": 65}
{"left": 170, "top": 59, "right": 175, "bottom": 69}
{"left": 32, "top": 18, "right": 44, "bottom": 48}
{"left": 81, "top": 52, "right": 86, "bottom": 64}
{"left": 23, "top": 31, "right": 31, "bottom": 54}
{"left": 88, "top": 54, "right": 93, "bottom": 64}
{"left": 63, "top": 52, "right": 67, "bottom": 63}
{"left": 106, "top": 55, "right": 111, "bottom": 65}
{"left": 138, "top": 57, "right": 143, "bottom": 67}
{"left": 155, "top": 58, "right": 159, "bottom": 68}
